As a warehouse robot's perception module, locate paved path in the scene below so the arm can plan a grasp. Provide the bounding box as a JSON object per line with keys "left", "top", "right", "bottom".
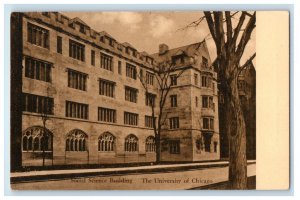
{"left": 11, "top": 160, "right": 256, "bottom": 178}
{"left": 11, "top": 162, "right": 256, "bottom": 190}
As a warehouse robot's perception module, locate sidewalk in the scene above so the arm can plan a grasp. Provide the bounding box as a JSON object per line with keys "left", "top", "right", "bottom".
{"left": 11, "top": 160, "right": 256, "bottom": 184}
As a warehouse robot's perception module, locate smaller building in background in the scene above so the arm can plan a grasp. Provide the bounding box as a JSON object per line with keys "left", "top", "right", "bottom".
{"left": 218, "top": 61, "right": 256, "bottom": 160}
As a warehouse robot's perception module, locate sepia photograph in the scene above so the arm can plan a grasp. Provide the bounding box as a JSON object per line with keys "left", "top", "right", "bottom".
{"left": 10, "top": 10, "right": 258, "bottom": 190}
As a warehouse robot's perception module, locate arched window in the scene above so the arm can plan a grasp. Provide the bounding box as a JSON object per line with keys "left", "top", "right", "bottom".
{"left": 98, "top": 132, "right": 115, "bottom": 152}
{"left": 22, "top": 126, "right": 53, "bottom": 152}
{"left": 65, "top": 129, "right": 88, "bottom": 152}
{"left": 145, "top": 136, "right": 156, "bottom": 152}
{"left": 125, "top": 134, "right": 138, "bottom": 152}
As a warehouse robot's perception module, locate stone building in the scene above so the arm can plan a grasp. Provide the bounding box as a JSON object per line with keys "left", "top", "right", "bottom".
{"left": 11, "top": 12, "right": 220, "bottom": 167}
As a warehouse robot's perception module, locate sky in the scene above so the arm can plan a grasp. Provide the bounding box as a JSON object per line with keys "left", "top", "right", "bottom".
{"left": 63, "top": 12, "right": 255, "bottom": 65}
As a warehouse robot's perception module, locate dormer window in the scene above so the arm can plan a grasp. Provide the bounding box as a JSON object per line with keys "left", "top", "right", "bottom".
{"left": 109, "top": 39, "right": 114, "bottom": 47}
{"left": 126, "top": 48, "right": 130, "bottom": 54}
{"left": 100, "top": 36, "right": 104, "bottom": 43}
{"left": 202, "top": 56, "right": 208, "bottom": 68}
{"left": 42, "top": 12, "right": 50, "bottom": 17}
{"left": 133, "top": 51, "right": 137, "bottom": 58}
{"left": 79, "top": 24, "right": 85, "bottom": 34}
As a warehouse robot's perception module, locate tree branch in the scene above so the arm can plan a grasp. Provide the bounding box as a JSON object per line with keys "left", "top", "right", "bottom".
{"left": 238, "top": 53, "right": 256, "bottom": 75}
{"left": 236, "top": 12, "right": 256, "bottom": 59}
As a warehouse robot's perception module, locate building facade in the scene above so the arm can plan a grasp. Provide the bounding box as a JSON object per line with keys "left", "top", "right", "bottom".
{"left": 11, "top": 12, "right": 220, "bottom": 167}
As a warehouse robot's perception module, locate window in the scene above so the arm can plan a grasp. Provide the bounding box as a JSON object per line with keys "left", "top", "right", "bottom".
{"left": 202, "top": 56, "right": 208, "bottom": 68}
{"left": 124, "top": 134, "right": 138, "bottom": 152}
{"left": 170, "top": 75, "right": 177, "bottom": 86}
{"left": 69, "top": 39, "right": 85, "bottom": 61}
{"left": 202, "top": 96, "right": 213, "bottom": 109}
{"left": 27, "top": 23, "right": 49, "bottom": 48}
{"left": 98, "top": 107, "right": 116, "bottom": 123}
{"left": 79, "top": 24, "right": 85, "bottom": 34}
{"left": 118, "top": 61, "right": 122, "bottom": 74}
{"left": 194, "top": 73, "right": 198, "bottom": 85}
{"left": 23, "top": 93, "right": 54, "bottom": 115}
{"left": 91, "top": 50, "right": 95, "bottom": 66}
{"left": 145, "top": 92, "right": 156, "bottom": 106}
{"left": 202, "top": 117, "right": 214, "bottom": 130}
{"left": 170, "top": 95, "right": 177, "bottom": 107}
{"left": 24, "top": 57, "right": 52, "bottom": 82}
{"left": 201, "top": 75, "right": 212, "bottom": 88}
{"left": 169, "top": 140, "right": 180, "bottom": 154}
{"left": 57, "top": 36, "right": 62, "bottom": 54}
{"left": 109, "top": 39, "right": 114, "bottom": 47}
{"left": 65, "top": 129, "right": 87, "bottom": 151}
{"left": 65, "top": 101, "right": 88, "bottom": 119}
{"left": 42, "top": 12, "right": 50, "bottom": 17}
{"left": 214, "top": 142, "right": 218, "bottom": 153}
{"left": 126, "top": 63, "right": 137, "bottom": 79}
{"left": 169, "top": 117, "right": 180, "bottom": 129}
{"left": 195, "top": 137, "right": 202, "bottom": 151}
{"left": 67, "top": 69, "right": 87, "bottom": 91}
{"left": 125, "top": 86, "right": 138, "bottom": 103}
{"left": 146, "top": 72, "right": 154, "bottom": 85}
{"left": 238, "top": 80, "right": 246, "bottom": 91}
{"left": 146, "top": 136, "right": 156, "bottom": 152}
{"left": 98, "top": 132, "right": 115, "bottom": 152}
{"left": 124, "top": 112, "right": 138, "bottom": 126}
{"left": 195, "top": 96, "right": 198, "bottom": 107}
{"left": 100, "top": 53, "right": 113, "bottom": 71}
{"left": 22, "top": 126, "right": 52, "bottom": 152}
{"left": 203, "top": 134, "right": 212, "bottom": 152}
{"left": 99, "top": 79, "right": 115, "bottom": 98}
{"left": 145, "top": 116, "right": 155, "bottom": 128}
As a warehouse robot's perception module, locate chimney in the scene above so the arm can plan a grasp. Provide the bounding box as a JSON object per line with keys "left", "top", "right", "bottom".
{"left": 159, "top": 43, "right": 169, "bottom": 55}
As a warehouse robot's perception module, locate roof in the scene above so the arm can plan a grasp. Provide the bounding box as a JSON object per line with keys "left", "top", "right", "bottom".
{"left": 69, "top": 17, "right": 89, "bottom": 27}
{"left": 99, "top": 31, "right": 116, "bottom": 41}
{"left": 151, "top": 41, "right": 206, "bottom": 63}
{"left": 122, "top": 42, "right": 136, "bottom": 50}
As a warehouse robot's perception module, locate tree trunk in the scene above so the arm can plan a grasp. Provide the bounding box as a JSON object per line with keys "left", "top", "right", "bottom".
{"left": 225, "top": 80, "right": 247, "bottom": 189}
{"left": 155, "top": 134, "right": 161, "bottom": 163}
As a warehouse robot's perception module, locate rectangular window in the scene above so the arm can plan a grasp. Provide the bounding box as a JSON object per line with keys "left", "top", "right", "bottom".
{"left": 169, "top": 140, "right": 180, "bottom": 154}
{"left": 202, "top": 96, "right": 214, "bottom": 109}
{"left": 145, "top": 115, "right": 155, "bottom": 128}
{"left": 98, "top": 107, "right": 116, "bottom": 123}
{"left": 195, "top": 96, "right": 198, "bottom": 107}
{"left": 69, "top": 39, "right": 85, "bottom": 61}
{"left": 124, "top": 112, "right": 138, "bottom": 126}
{"left": 202, "top": 56, "right": 208, "bottom": 68}
{"left": 145, "top": 92, "right": 156, "bottom": 106}
{"left": 125, "top": 86, "right": 138, "bottom": 103}
{"left": 170, "top": 75, "right": 177, "bottom": 86}
{"left": 194, "top": 73, "right": 198, "bottom": 85}
{"left": 67, "top": 69, "right": 87, "bottom": 91}
{"left": 23, "top": 93, "right": 54, "bottom": 115}
{"left": 100, "top": 53, "right": 113, "bottom": 71}
{"left": 169, "top": 117, "right": 180, "bottom": 129}
{"left": 238, "top": 80, "right": 246, "bottom": 91}
{"left": 57, "top": 36, "right": 62, "bottom": 54}
{"left": 201, "top": 75, "right": 212, "bottom": 88}
{"left": 27, "top": 23, "right": 49, "bottom": 48}
{"left": 202, "top": 117, "right": 214, "bottom": 130}
{"left": 118, "top": 61, "right": 122, "bottom": 74}
{"left": 170, "top": 95, "right": 177, "bottom": 107}
{"left": 126, "top": 63, "right": 137, "bottom": 79}
{"left": 146, "top": 72, "right": 154, "bottom": 85}
{"left": 99, "top": 79, "right": 115, "bottom": 98}
{"left": 91, "top": 50, "right": 95, "bottom": 66}
{"left": 24, "top": 57, "right": 51, "bottom": 82}
{"left": 65, "top": 101, "right": 88, "bottom": 119}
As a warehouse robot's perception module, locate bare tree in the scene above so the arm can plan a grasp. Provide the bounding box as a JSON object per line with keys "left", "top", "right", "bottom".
{"left": 40, "top": 86, "right": 54, "bottom": 167}
{"left": 207, "top": 11, "right": 255, "bottom": 189}
{"left": 138, "top": 63, "right": 187, "bottom": 163}
{"left": 184, "top": 11, "right": 256, "bottom": 189}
